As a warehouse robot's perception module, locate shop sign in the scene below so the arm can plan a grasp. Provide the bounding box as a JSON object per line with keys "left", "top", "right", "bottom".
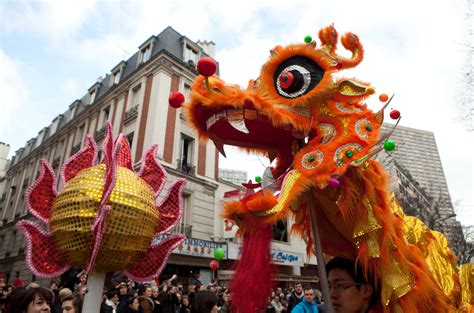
{"left": 154, "top": 234, "right": 227, "bottom": 259}
{"left": 227, "top": 242, "right": 304, "bottom": 267}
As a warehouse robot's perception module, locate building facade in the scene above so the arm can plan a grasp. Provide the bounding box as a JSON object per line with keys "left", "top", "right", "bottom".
{"left": 218, "top": 168, "right": 248, "bottom": 186}
{"left": 380, "top": 124, "right": 465, "bottom": 255}
{"left": 0, "top": 27, "right": 317, "bottom": 287}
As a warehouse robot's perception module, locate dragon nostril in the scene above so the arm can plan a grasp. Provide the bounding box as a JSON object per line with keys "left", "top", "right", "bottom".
{"left": 279, "top": 72, "right": 294, "bottom": 89}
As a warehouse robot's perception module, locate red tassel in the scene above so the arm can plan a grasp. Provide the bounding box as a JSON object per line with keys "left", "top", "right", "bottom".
{"left": 231, "top": 224, "right": 274, "bottom": 313}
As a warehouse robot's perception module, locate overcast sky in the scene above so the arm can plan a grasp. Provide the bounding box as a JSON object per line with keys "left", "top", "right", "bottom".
{"left": 0, "top": 0, "right": 472, "bottom": 226}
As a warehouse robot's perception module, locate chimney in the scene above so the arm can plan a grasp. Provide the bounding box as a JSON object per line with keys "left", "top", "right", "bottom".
{"left": 197, "top": 40, "right": 216, "bottom": 58}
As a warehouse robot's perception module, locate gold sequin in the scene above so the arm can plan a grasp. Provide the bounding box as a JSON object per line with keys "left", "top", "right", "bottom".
{"left": 381, "top": 256, "right": 415, "bottom": 306}
{"left": 256, "top": 171, "right": 301, "bottom": 216}
{"left": 50, "top": 164, "right": 158, "bottom": 271}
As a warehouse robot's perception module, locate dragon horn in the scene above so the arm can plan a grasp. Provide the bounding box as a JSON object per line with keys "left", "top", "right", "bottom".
{"left": 318, "top": 25, "right": 364, "bottom": 70}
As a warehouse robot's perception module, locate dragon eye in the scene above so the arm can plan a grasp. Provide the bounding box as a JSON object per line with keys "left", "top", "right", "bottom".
{"left": 274, "top": 56, "right": 324, "bottom": 98}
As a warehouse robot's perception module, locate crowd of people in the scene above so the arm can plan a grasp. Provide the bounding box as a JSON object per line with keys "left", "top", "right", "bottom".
{"left": 0, "top": 257, "right": 378, "bottom": 313}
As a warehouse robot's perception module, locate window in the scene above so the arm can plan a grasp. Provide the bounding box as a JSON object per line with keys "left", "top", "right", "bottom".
{"left": 9, "top": 231, "right": 16, "bottom": 253}
{"left": 184, "top": 44, "right": 199, "bottom": 65}
{"left": 129, "top": 84, "right": 141, "bottom": 110}
{"left": 272, "top": 219, "right": 288, "bottom": 242}
{"left": 112, "top": 69, "right": 121, "bottom": 85}
{"left": 179, "top": 135, "right": 195, "bottom": 174}
{"left": 89, "top": 89, "right": 96, "bottom": 104}
{"left": 110, "top": 61, "right": 126, "bottom": 86}
{"left": 102, "top": 106, "right": 110, "bottom": 126}
{"left": 184, "top": 84, "right": 192, "bottom": 100}
{"left": 180, "top": 193, "right": 192, "bottom": 237}
{"left": 137, "top": 36, "right": 156, "bottom": 66}
{"left": 140, "top": 45, "right": 152, "bottom": 63}
{"left": 77, "top": 124, "right": 85, "bottom": 144}
{"left": 126, "top": 132, "right": 134, "bottom": 148}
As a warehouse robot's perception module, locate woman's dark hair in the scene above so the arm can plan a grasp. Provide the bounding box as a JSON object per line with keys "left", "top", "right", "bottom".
{"left": 128, "top": 296, "right": 139, "bottom": 310}
{"left": 326, "top": 257, "right": 380, "bottom": 308}
{"left": 106, "top": 290, "right": 118, "bottom": 300}
{"left": 6, "top": 287, "right": 53, "bottom": 313}
{"left": 61, "top": 294, "right": 83, "bottom": 313}
{"left": 190, "top": 291, "right": 218, "bottom": 313}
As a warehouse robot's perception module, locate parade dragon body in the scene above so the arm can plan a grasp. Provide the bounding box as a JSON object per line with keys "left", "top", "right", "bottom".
{"left": 185, "top": 25, "right": 473, "bottom": 312}
{"left": 18, "top": 123, "right": 186, "bottom": 281}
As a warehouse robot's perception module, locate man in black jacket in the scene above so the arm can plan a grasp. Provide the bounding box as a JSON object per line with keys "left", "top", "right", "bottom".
{"left": 287, "top": 283, "right": 304, "bottom": 312}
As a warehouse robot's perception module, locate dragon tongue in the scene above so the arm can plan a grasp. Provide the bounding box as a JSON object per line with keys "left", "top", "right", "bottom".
{"left": 212, "top": 140, "right": 227, "bottom": 158}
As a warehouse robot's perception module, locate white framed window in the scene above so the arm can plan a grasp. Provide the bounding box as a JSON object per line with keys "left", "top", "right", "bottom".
{"left": 112, "top": 69, "right": 121, "bottom": 84}
{"left": 110, "top": 61, "right": 126, "bottom": 86}
{"left": 184, "top": 44, "right": 199, "bottom": 65}
{"left": 128, "top": 84, "right": 142, "bottom": 110}
{"left": 184, "top": 83, "right": 192, "bottom": 100}
{"left": 179, "top": 134, "right": 195, "bottom": 174}
{"left": 141, "top": 45, "right": 152, "bottom": 63}
{"left": 102, "top": 106, "right": 110, "bottom": 126}
{"left": 89, "top": 89, "right": 96, "bottom": 104}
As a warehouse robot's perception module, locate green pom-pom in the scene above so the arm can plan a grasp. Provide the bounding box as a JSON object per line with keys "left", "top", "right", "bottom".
{"left": 304, "top": 35, "right": 312, "bottom": 43}
{"left": 384, "top": 140, "right": 396, "bottom": 151}
{"left": 255, "top": 176, "right": 262, "bottom": 183}
{"left": 214, "top": 248, "right": 225, "bottom": 261}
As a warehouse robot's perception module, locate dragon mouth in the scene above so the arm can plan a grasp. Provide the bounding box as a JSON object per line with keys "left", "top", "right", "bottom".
{"left": 195, "top": 101, "right": 305, "bottom": 159}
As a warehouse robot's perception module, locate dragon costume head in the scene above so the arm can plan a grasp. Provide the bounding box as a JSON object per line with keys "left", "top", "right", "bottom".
{"left": 182, "top": 25, "right": 471, "bottom": 313}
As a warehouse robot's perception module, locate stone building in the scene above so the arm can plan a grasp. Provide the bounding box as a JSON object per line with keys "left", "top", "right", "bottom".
{"left": 0, "top": 27, "right": 317, "bottom": 287}
{"left": 380, "top": 123, "right": 465, "bottom": 257}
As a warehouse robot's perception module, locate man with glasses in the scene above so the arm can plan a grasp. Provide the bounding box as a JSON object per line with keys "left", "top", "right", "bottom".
{"left": 326, "top": 257, "right": 380, "bottom": 313}
{"left": 291, "top": 287, "right": 320, "bottom": 313}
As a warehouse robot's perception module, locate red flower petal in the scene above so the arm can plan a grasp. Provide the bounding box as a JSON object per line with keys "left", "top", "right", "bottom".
{"left": 100, "top": 123, "right": 117, "bottom": 209}
{"left": 155, "top": 179, "right": 186, "bottom": 235}
{"left": 138, "top": 145, "right": 167, "bottom": 196}
{"left": 61, "top": 135, "right": 97, "bottom": 183}
{"left": 25, "top": 160, "right": 57, "bottom": 223}
{"left": 114, "top": 133, "right": 133, "bottom": 170}
{"left": 124, "top": 234, "right": 185, "bottom": 282}
{"left": 17, "top": 220, "right": 69, "bottom": 278}
{"left": 87, "top": 205, "right": 111, "bottom": 272}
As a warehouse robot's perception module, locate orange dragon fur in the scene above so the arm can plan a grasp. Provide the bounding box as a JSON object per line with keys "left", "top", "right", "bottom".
{"left": 185, "top": 24, "right": 472, "bottom": 312}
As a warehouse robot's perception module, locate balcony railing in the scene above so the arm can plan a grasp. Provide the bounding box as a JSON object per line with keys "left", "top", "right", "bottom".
{"left": 171, "top": 223, "right": 193, "bottom": 238}
{"left": 176, "top": 159, "right": 195, "bottom": 176}
{"left": 95, "top": 126, "right": 106, "bottom": 141}
{"left": 124, "top": 105, "right": 139, "bottom": 124}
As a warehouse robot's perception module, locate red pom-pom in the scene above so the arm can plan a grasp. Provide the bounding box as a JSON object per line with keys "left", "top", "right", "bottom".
{"left": 168, "top": 92, "right": 185, "bottom": 109}
{"left": 379, "top": 94, "right": 389, "bottom": 102}
{"left": 197, "top": 57, "right": 217, "bottom": 77}
{"left": 279, "top": 72, "right": 294, "bottom": 89}
{"left": 390, "top": 110, "right": 400, "bottom": 119}
{"left": 335, "top": 63, "right": 343, "bottom": 69}
{"left": 210, "top": 260, "right": 219, "bottom": 271}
